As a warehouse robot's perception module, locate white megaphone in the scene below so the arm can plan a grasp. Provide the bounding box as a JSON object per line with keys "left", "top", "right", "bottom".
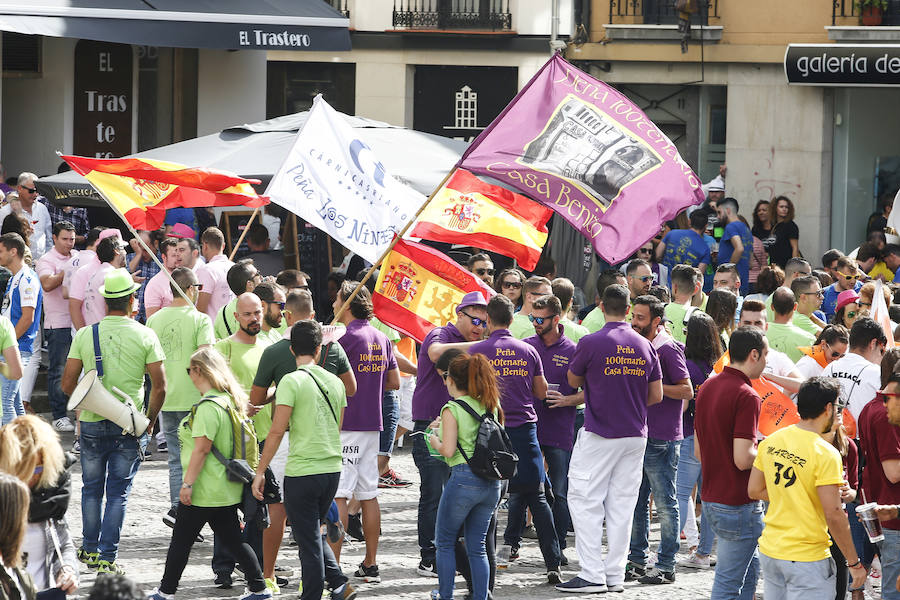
{"left": 67, "top": 371, "right": 150, "bottom": 436}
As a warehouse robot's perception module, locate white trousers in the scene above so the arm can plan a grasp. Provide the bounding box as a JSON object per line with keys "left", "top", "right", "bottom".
{"left": 568, "top": 430, "right": 646, "bottom": 586}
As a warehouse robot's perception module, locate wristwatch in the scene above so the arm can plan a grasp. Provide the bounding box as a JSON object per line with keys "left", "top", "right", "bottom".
{"left": 182, "top": 482, "right": 193, "bottom": 489}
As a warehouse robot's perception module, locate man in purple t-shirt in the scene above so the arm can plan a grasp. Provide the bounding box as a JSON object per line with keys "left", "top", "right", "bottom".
{"left": 470, "top": 295, "right": 562, "bottom": 582}
{"left": 626, "top": 295, "right": 692, "bottom": 585}
{"left": 557, "top": 284, "right": 663, "bottom": 595}
{"left": 333, "top": 281, "right": 400, "bottom": 581}
{"left": 409, "top": 290, "right": 488, "bottom": 576}
{"left": 523, "top": 295, "right": 582, "bottom": 564}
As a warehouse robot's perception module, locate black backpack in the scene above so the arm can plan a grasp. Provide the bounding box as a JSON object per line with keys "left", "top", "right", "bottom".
{"left": 450, "top": 398, "right": 518, "bottom": 481}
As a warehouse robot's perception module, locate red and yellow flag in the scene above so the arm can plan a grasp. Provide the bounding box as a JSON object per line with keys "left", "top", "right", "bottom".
{"left": 373, "top": 238, "right": 494, "bottom": 343}
{"left": 411, "top": 168, "right": 552, "bottom": 271}
{"left": 62, "top": 155, "right": 268, "bottom": 231}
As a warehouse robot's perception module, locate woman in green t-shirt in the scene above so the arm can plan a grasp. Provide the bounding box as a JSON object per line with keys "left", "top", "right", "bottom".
{"left": 427, "top": 353, "right": 503, "bottom": 600}
{"left": 149, "top": 348, "right": 271, "bottom": 600}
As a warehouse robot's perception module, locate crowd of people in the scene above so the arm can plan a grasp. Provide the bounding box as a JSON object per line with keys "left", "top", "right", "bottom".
{"left": 5, "top": 165, "right": 900, "bottom": 600}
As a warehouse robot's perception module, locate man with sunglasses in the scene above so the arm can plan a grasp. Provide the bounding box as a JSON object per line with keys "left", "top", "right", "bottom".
{"left": 143, "top": 238, "right": 184, "bottom": 320}
{"left": 0, "top": 172, "right": 52, "bottom": 260}
{"left": 790, "top": 275, "right": 826, "bottom": 336}
{"left": 467, "top": 252, "right": 494, "bottom": 287}
{"left": 509, "top": 276, "right": 552, "bottom": 339}
{"left": 625, "top": 259, "right": 655, "bottom": 300}
{"left": 409, "top": 290, "right": 488, "bottom": 577}
{"left": 822, "top": 256, "right": 864, "bottom": 323}
{"left": 145, "top": 267, "right": 214, "bottom": 531}
{"left": 858, "top": 360, "right": 900, "bottom": 599}
{"left": 253, "top": 282, "right": 287, "bottom": 345}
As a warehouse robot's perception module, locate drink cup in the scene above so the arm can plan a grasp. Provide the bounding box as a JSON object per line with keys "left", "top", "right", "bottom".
{"left": 856, "top": 503, "right": 885, "bottom": 543}
{"left": 544, "top": 383, "right": 561, "bottom": 409}
{"left": 496, "top": 544, "right": 511, "bottom": 569}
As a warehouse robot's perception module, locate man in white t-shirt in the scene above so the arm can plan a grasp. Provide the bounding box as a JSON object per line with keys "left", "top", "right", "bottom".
{"left": 822, "top": 317, "right": 885, "bottom": 422}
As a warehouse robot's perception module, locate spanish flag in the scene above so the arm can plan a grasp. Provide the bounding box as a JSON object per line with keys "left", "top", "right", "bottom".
{"left": 62, "top": 155, "right": 268, "bottom": 231}
{"left": 373, "top": 238, "right": 494, "bottom": 343}
{"left": 411, "top": 169, "right": 551, "bottom": 271}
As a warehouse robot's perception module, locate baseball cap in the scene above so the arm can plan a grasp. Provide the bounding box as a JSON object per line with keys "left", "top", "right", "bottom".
{"left": 456, "top": 291, "right": 488, "bottom": 313}
{"left": 98, "top": 228, "right": 126, "bottom": 247}
{"left": 169, "top": 223, "right": 195, "bottom": 239}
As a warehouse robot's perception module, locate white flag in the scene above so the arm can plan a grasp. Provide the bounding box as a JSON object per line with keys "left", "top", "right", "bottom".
{"left": 266, "top": 95, "right": 426, "bottom": 263}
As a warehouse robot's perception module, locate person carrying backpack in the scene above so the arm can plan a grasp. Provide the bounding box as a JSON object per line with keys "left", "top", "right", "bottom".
{"left": 148, "top": 347, "right": 271, "bottom": 600}
{"left": 427, "top": 353, "right": 504, "bottom": 600}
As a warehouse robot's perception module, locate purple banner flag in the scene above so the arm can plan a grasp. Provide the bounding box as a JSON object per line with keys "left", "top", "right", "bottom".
{"left": 458, "top": 54, "right": 706, "bottom": 264}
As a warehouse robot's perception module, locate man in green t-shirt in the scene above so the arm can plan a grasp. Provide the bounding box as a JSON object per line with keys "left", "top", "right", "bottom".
{"left": 146, "top": 266, "right": 214, "bottom": 526}
{"left": 790, "top": 275, "right": 827, "bottom": 336}
{"left": 509, "top": 276, "right": 552, "bottom": 339}
{"left": 664, "top": 265, "right": 703, "bottom": 344}
{"left": 253, "top": 320, "right": 355, "bottom": 600}
{"left": 552, "top": 277, "right": 589, "bottom": 343}
{"left": 213, "top": 259, "right": 262, "bottom": 340}
{"left": 766, "top": 287, "right": 816, "bottom": 362}
{"left": 213, "top": 292, "right": 272, "bottom": 583}
{"left": 62, "top": 268, "right": 166, "bottom": 575}
{"left": 582, "top": 269, "right": 628, "bottom": 333}
{"left": 250, "top": 288, "right": 355, "bottom": 588}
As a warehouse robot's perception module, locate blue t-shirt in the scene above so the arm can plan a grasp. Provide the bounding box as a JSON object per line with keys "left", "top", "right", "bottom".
{"left": 661, "top": 229, "right": 712, "bottom": 274}
{"left": 718, "top": 220, "right": 753, "bottom": 295}
{"left": 164, "top": 207, "right": 196, "bottom": 231}
{"left": 2, "top": 266, "right": 43, "bottom": 353}
{"left": 822, "top": 280, "right": 863, "bottom": 323}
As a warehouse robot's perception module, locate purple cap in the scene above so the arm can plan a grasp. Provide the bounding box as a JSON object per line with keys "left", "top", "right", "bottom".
{"left": 836, "top": 289, "right": 860, "bottom": 313}
{"left": 456, "top": 291, "right": 488, "bottom": 313}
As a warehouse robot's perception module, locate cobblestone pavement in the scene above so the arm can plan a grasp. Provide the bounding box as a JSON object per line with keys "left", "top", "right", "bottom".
{"left": 59, "top": 425, "right": 878, "bottom": 600}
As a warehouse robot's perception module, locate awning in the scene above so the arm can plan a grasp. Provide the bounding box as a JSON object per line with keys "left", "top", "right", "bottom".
{"left": 0, "top": 1, "right": 350, "bottom": 51}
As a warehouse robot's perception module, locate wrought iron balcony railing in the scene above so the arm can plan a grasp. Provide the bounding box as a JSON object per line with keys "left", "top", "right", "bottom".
{"left": 393, "top": 0, "right": 512, "bottom": 31}
{"left": 609, "top": 0, "right": 717, "bottom": 26}
{"left": 326, "top": 0, "right": 350, "bottom": 18}
{"left": 833, "top": 0, "right": 900, "bottom": 25}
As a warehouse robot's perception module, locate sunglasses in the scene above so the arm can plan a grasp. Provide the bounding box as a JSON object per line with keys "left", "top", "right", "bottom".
{"left": 638, "top": 248, "right": 652, "bottom": 254}
{"left": 190, "top": 283, "right": 204, "bottom": 291}
{"left": 631, "top": 275, "right": 654, "bottom": 283}
{"left": 297, "top": 285, "right": 310, "bottom": 291}
{"left": 268, "top": 301, "right": 286, "bottom": 310}
{"left": 475, "top": 268, "right": 494, "bottom": 276}
{"left": 502, "top": 281, "right": 523, "bottom": 289}
{"left": 185, "top": 366, "right": 195, "bottom": 376}
{"left": 840, "top": 273, "right": 859, "bottom": 281}
{"left": 877, "top": 391, "right": 900, "bottom": 403}
{"left": 528, "top": 314, "right": 553, "bottom": 325}
{"left": 859, "top": 302, "right": 872, "bottom": 308}
{"left": 460, "top": 311, "right": 486, "bottom": 327}
{"left": 441, "top": 372, "right": 449, "bottom": 381}
{"left": 20, "top": 186, "right": 36, "bottom": 194}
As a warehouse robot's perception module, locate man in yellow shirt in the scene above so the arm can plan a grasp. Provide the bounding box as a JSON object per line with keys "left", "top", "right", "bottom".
{"left": 748, "top": 377, "right": 866, "bottom": 598}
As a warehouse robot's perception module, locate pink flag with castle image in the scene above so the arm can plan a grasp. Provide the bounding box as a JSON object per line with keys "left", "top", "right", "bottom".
{"left": 458, "top": 53, "right": 706, "bottom": 264}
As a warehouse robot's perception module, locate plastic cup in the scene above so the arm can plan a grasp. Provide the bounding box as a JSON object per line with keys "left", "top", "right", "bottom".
{"left": 856, "top": 503, "right": 885, "bottom": 543}
{"left": 496, "top": 544, "right": 511, "bottom": 569}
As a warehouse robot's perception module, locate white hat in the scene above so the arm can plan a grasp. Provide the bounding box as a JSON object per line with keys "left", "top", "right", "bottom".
{"left": 707, "top": 175, "right": 725, "bottom": 193}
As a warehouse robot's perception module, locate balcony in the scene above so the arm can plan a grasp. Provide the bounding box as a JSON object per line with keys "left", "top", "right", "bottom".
{"left": 829, "top": 0, "right": 900, "bottom": 41}
{"left": 325, "top": 0, "right": 350, "bottom": 18}
{"left": 605, "top": 0, "right": 722, "bottom": 42}
{"left": 392, "top": 0, "right": 513, "bottom": 32}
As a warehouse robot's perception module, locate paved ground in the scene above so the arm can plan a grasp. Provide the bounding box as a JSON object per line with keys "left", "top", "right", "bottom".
{"left": 56, "top": 423, "right": 879, "bottom": 599}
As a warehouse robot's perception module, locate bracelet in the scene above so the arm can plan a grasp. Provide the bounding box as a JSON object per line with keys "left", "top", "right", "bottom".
{"left": 182, "top": 482, "right": 193, "bottom": 489}
{"left": 847, "top": 559, "right": 861, "bottom": 568}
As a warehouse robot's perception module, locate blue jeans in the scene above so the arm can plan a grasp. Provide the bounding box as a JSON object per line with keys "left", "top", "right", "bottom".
{"left": 161, "top": 410, "right": 190, "bottom": 508}
{"left": 80, "top": 419, "right": 148, "bottom": 562}
{"left": 1, "top": 349, "right": 30, "bottom": 425}
{"left": 883, "top": 529, "right": 900, "bottom": 600}
{"left": 542, "top": 445, "right": 571, "bottom": 550}
{"left": 435, "top": 464, "right": 500, "bottom": 600}
{"left": 704, "top": 501, "right": 764, "bottom": 600}
{"left": 46, "top": 329, "right": 72, "bottom": 420}
{"left": 413, "top": 420, "right": 450, "bottom": 562}
{"left": 379, "top": 390, "right": 400, "bottom": 456}
{"left": 676, "top": 435, "right": 714, "bottom": 556}
{"left": 629, "top": 438, "right": 680, "bottom": 572}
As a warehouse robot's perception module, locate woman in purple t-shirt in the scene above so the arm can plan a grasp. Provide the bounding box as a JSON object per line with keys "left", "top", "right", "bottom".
{"left": 674, "top": 312, "right": 722, "bottom": 570}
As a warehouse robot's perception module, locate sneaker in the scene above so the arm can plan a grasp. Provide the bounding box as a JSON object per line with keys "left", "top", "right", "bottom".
{"left": 331, "top": 583, "right": 357, "bottom": 600}
{"left": 77, "top": 547, "right": 99, "bottom": 568}
{"left": 624, "top": 561, "right": 646, "bottom": 581}
{"left": 417, "top": 559, "right": 439, "bottom": 577}
{"left": 509, "top": 546, "right": 520, "bottom": 561}
{"left": 607, "top": 583, "right": 625, "bottom": 592}
{"left": 638, "top": 567, "right": 675, "bottom": 584}
{"left": 53, "top": 417, "right": 75, "bottom": 432}
{"left": 326, "top": 518, "right": 345, "bottom": 544}
{"left": 347, "top": 513, "right": 365, "bottom": 542}
{"left": 353, "top": 562, "right": 380, "bottom": 583}
{"left": 264, "top": 578, "right": 280, "bottom": 594}
{"left": 163, "top": 507, "right": 177, "bottom": 528}
{"left": 555, "top": 576, "right": 608, "bottom": 593}
{"left": 275, "top": 576, "right": 288, "bottom": 587}
{"left": 72, "top": 440, "right": 81, "bottom": 455}
{"left": 677, "top": 551, "right": 712, "bottom": 570}
{"left": 96, "top": 560, "right": 125, "bottom": 575}
{"left": 273, "top": 565, "right": 291, "bottom": 574}
{"left": 377, "top": 469, "right": 412, "bottom": 488}
{"left": 215, "top": 573, "right": 233, "bottom": 589}
{"left": 238, "top": 589, "right": 273, "bottom": 600}
{"left": 522, "top": 524, "right": 538, "bottom": 539}
{"left": 157, "top": 439, "right": 168, "bottom": 453}
{"left": 547, "top": 570, "right": 562, "bottom": 584}
{"left": 147, "top": 589, "right": 175, "bottom": 600}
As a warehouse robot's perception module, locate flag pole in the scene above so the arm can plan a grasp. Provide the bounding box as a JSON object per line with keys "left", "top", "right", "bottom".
{"left": 331, "top": 168, "right": 456, "bottom": 325}
{"left": 227, "top": 207, "right": 260, "bottom": 261}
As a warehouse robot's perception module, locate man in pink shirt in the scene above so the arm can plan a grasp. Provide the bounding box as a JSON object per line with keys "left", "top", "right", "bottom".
{"left": 196, "top": 227, "right": 234, "bottom": 320}
{"left": 144, "top": 238, "right": 183, "bottom": 319}
{"left": 36, "top": 221, "right": 78, "bottom": 432}
{"left": 81, "top": 236, "right": 126, "bottom": 327}
{"left": 69, "top": 228, "right": 122, "bottom": 330}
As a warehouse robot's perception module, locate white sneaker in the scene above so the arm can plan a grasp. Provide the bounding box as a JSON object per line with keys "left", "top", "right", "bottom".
{"left": 53, "top": 417, "right": 75, "bottom": 432}
{"left": 676, "top": 551, "right": 712, "bottom": 570}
